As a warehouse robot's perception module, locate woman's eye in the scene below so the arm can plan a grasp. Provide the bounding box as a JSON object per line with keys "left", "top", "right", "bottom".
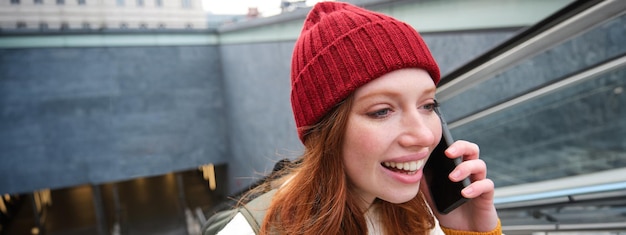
{"left": 420, "top": 101, "right": 439, "bottom": 112}
{"left": 367, "top": 108, "right": 391, "bottom": 118}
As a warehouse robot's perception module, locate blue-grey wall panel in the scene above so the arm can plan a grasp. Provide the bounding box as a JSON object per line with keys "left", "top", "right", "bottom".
{"left": 219, "top": 42, "right": 303, "bottom": 193}
{"left": 423, "top": 30, "right": 517, "bottom": 76}
{"left": 0, "top": 46, "right": 227, "bottom": 194}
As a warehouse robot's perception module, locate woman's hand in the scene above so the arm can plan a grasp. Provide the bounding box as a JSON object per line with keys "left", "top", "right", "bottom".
{"left": 420, "top": 140, "right": 499, "bottom": 231}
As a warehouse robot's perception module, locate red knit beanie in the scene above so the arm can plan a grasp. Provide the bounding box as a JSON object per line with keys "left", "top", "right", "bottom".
{"left": 291, "top": 2, "right": 440, "bottom": 142}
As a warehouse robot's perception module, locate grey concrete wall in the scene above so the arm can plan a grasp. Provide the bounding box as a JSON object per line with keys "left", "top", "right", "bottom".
{"left": 0, "top": 46, "right": 227, "bottom": 194}
{"left": 422, "top": 30, "right": 518, "bottom": 76}
{"left": 219, "top": 41, "right": 303, "bottom": 192}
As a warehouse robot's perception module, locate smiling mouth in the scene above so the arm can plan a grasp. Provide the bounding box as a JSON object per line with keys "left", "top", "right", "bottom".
{"left": 381, "top": 160, "right": 426, "bottom": 175}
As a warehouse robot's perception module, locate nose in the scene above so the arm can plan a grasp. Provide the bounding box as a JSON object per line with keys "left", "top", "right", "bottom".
{"left": 397, "top": 109, "right": 438, "bottom": 148}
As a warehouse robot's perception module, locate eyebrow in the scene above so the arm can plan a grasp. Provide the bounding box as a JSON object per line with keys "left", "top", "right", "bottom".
{"left": 423, "top": 86, "right": 437, "bottom": 96}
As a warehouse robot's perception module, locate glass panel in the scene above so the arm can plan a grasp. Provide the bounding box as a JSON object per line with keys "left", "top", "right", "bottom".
{"left": 452, "top": 67, "right": 626, "bottom": 187}
{"left": 441, "top": 14, "right": 626, "bottom": 123}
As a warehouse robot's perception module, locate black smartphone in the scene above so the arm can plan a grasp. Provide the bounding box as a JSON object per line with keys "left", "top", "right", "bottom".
{"left": 423, "top": 106, "right": 470, "bottom": 214}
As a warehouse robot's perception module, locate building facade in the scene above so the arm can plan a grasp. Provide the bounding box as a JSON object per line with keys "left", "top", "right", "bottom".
{"left": 0, "top": 0, "right": 207, "bottom": 31}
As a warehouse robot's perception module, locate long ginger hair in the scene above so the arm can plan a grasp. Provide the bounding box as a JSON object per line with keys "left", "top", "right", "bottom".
{"left": 258, "top": 95, "right": 435, "bottom": 234}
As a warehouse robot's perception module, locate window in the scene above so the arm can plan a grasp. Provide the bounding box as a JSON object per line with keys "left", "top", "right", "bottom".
{"left": 155, "top": 0, "right": 162, "bottom": 7}
{"left": 57, "top": 0, "right": 64, "bottom": 5}
{"left": 11, "top": 0, "right": 20, "bottom": 4}
{"left": 116, "top": 0, "right": 124, "bottom": 6}
{"left": 16, "top": 21, "right": 26, "bottom": 29}
{"left": 120, "top": 23, "right": 128, "bottom": 29}
{"left": 78, "top": 0, "right": 86, "bottom": 5}
{"left": 158, "top": 23, "right": 165, "bottom": 29}
{"left": 39, "top": 22, "right": 48, "bottom": 30}
{"left": 181, "top": 0, "right": 190, "bottom": 8}
{"left": 185, "top": 23, "right": 193, "bottom": 29}
{"left": 139, "top": 23, "right": 147, "bottom": 29}
{"left": 82, "top": 22, "right": 90, "bottom": 29}
{"left": 136, "top": 0, "right": 143, "bottom": 6}
{"left": 34, "top": 0, "right": 43, "bottom": 4}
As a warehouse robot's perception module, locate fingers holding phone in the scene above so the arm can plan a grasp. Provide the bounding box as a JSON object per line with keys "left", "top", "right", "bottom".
{"left": 425, "top": 106, "right": 499, "bottom": 231}
{"left": 446, "top": 141, "right": 494, "bottom": 199}
{"left": 447, "top": 141, "right": 485, "bottom": 183}
{"left": 423, "top": 119, "right": 470, "bottom": 214}
{"left": 435, "top": 140, "right": 499, "bottom": 231}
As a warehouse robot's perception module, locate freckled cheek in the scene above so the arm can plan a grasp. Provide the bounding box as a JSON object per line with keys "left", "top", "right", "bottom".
{"left": 344, "top": 126, "right": 385, "bottom": 158}
{"left": 356, "top": 137, "right": 376, "bottom": 155}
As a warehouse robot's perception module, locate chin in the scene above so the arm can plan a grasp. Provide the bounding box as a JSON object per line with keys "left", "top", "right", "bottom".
{"left": 382, "top": 188, "right": 420, "bottom": 204}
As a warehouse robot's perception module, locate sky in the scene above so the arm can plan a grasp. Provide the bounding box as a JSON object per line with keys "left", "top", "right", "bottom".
{"left": 202, "top": 0, "right": 327, "bottom": 16}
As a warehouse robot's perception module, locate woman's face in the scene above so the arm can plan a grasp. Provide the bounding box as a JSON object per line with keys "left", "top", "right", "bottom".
{"left": 342, "top": 68, "right": 441, "bottom": 207}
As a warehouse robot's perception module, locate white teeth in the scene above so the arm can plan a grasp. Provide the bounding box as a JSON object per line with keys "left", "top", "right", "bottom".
{"left": 382, "top": 159, "right": 425, "bottom": 172}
